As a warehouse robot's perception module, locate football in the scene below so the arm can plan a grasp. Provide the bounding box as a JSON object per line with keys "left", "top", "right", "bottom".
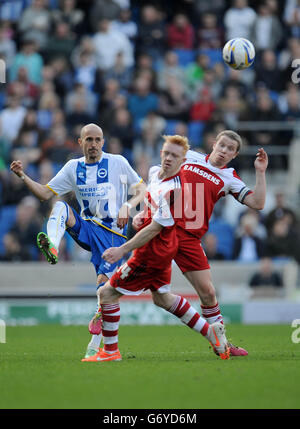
{"left": 223, "top": 38, "right": 255, "bottom": 70}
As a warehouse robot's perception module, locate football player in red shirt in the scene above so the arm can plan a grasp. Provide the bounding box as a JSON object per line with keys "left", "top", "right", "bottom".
{"left": 135, "top": 130, "right": 268, "bottom": 357}
{"left": 82, "top": 135, "right": 231, "bottom": 362}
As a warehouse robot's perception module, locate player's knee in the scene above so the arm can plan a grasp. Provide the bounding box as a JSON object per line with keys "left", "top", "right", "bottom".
{"left": 152, "top": 293, "right": 169, "bottom": 310}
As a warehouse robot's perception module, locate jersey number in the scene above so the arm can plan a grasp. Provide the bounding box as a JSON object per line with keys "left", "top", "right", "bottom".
{"left": 119, "top": 263, "right": 132, "bottom": 279}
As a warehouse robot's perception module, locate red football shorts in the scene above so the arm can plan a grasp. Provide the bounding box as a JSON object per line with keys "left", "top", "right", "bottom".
{"left": 110, "top": 255, "right": 172, "bottom": 295}
{"left": 174, "top": 227, "right": 210, "bottom": 273}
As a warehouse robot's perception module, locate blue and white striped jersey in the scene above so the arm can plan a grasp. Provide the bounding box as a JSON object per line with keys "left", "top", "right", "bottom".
{"left": 46, "top": 152, "right": 142, "bottom": 237}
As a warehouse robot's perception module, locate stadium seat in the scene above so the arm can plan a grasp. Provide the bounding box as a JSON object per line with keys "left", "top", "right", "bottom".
{"left": 173, "top": 49, "right": 195, "bottom": 67}
{"left": 0, "top": 205, "right": 17, "bottom": 255}
{"left": 208, "top": 218, "right": 234, "bottom": 260}
{"left": 198, "top": 49, "right": 223, "bottom": 66}
{"left": 188, "top": 121, "right": 205, "bottom": 147}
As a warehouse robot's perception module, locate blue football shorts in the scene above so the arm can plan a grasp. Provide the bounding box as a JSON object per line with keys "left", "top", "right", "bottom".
{"left": 66, "top": 209, "right": 126, "bottom": 278}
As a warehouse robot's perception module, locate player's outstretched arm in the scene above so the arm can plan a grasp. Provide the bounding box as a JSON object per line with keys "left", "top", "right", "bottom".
{"left": 103, "top": 220, "right": 163, "bottom": 264}
{"left": 10, "top": 160, "right": 54, "bottom": 201}
{"left": 243, "top": 148, "right": 268, "bottom": 210}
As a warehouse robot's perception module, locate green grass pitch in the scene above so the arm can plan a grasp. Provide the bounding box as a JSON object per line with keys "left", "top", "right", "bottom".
{"left": 0, "top": 324, "right": 299, "bottom": 409}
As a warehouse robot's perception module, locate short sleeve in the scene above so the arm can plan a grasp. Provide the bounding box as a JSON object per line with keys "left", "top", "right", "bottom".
{"left": 119, "top": 156, "right": 142, "bottom": 187}
{"left": 229, "top": 170, "right": 253, "bottom": 204}
{"left": 46, "top": 160, "right": 75, "bottom": 196}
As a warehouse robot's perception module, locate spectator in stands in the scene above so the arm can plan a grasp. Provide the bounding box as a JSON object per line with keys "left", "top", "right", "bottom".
{"left": 65, "top": 82, "right": 97, "bottom": 117}
{"left": 255, "top": 49, "right": 282, "bottom": 92}
{"left": 133, "top": 125, "right": 161, "bottom": 170}
{"left": 0, "top": 95, "right": 27, "bottom": 143}
{"left": 105, "top": 136, "right": 125, "bottom": 157}
{"left": 10, "top": 39, "right": 43, "bottom": 86}
{"left": 248, "top": 256, "right": 284, "bottom": 298}
{"left": 140, "top": 110, "right": 166, "bottom": 142}
{"left": 71, "top": 35, "right": 98, "bottom": 69}
{"left": 185, "top": 54, "right": 210, "bottom": 99}
{"left": 44, "top": 20, "right": 76, "bottom": 63}
{"left": 111, "top": 8, "right": 137, "bottom": 45}
{"left": 50, "top": 57, "right": 74, "bottom": 98}
{"left": 265, "top": 191, "right": 298, "bottom": 233}
{"left": 97, "top": 78, "right": 122, "bottom": 132}
{"left": 196, "top": 68, "right": 223, "bottom": 102}
{"left": 72, "top": 50, "right": 97, "bottom": 91}
{"left": 18, "top": 0, "right": 52, "bottom": 49}
{"left": 41, "top": 123, "right": 78, "bottom": 166}
{"left": 156, "top": 51, "right": 186, "bottom": 92}
{"left": 108, "top": 107, "right": 135, "bottom": 152}
{"left": 250, "top": 2, "right": 283, "bottom": 52}
{"left": 278, "top": 85, "right": 300, "bottom": 142}
{"left": 89, "top": 0, "right": 122, "bottom": 33}
{"left": 249, "top": 88, "right": 283, "bottom": 153}
{"left": 221, "top": 68, "right": 251, "bottom": 100}
{"left": 202, "top": 233, "right": 225, "bottom": 260}
{"left": 0, "top": 23, "right": 16, "bottom": 68}
{"left": 279, "top": 85, "right": 300, "bottom": 121}
{"left": 136, "top": 4, "right": 166, "bottom": 62}
{"left": 190, "top": 87, "right": 216, "bottom": 122}
{"left": 1, "top": 165, "right": 30, "bottom": 206}
{"left": 249, "top": 257, "right": 283, "bottom": 288}
{"left": 233, "top": 213, "right": 265, "bottom": 262}
{"left": 104, "top": 52, "right": 133, "bottom": 90}
{"left": 0, "top": 231, "right": 31, "bottom": 261}
{"left": 197, "top": 12, "right": 223, "bottom": 50}
{"left": 7, "top": 67, "right": 40, "bottom": 109}
{"left": 218, "top": 86, "right": 248, "bottom": 129}
{"left": 8, "top": 195, "right": 43, "bottom": 259}
{"left": 37, "top": 89, "right": 60, "bottom": 131}
{"left": 158, "top": 76, "right": 190, "bottom": 122}
{"left": 265, "top": 216, "right": 300, "bottom": 262}
{"left": 66, "top": 98, "right": 96, "bottom": 132}
{"left": 0, "top": 0, "right": 31, "bottom": 23}
{"left": 92, "top": 19, "right": 134, "bottom": 72}
{"left": 166, "top": 13, "right": 194, "bottom": 50}
{"left": 12, "top": 129, "right": 41, "bottom": 169}
{"left": 128, "top": 76, "right": 159, "bottom": 130}
{"left": 224, "top": 0, "right": 257, "bottom": 40}
{"left": 284, "top": 0, "right": 300, "bottom": 38}
{"left": 52, "top": 0, "right": 84, "bottom": 35}
{"left": 191, "top": 0, "right": 226, "bottom": 24}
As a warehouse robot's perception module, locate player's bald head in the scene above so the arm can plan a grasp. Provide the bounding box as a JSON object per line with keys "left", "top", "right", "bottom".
{"left": 80, "top": 123, "right": 103, "bottom": 140}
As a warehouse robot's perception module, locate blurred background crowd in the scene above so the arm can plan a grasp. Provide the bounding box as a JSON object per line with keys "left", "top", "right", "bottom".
{"left": 0, "top": 0, "right": 299, "bottom": 282}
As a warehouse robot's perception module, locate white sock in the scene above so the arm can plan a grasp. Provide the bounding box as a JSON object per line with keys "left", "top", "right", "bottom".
{"left": 47, "top": 201, "right": 68, "bottom": 250}
{"left": 88, "top": 334, "right": 102, "bottom": 350}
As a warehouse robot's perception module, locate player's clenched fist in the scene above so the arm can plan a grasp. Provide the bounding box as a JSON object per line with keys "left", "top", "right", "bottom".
{"left": 10, "top": 160, "right": 24, "bottom": 178}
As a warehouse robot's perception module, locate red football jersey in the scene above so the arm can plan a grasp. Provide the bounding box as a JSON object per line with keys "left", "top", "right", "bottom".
{"left": 178, "top": 150, "right": 253, "bottom": 238}
{"left": 133, "top": 167, "right": 182, "bottom": 268}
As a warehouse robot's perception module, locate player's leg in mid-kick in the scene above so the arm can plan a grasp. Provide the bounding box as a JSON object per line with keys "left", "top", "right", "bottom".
{"left": 37, "top": 201, "right": 75, "bottom": 264}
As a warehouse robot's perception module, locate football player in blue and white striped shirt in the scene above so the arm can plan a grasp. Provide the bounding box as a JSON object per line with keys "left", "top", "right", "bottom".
{"left": 10, "top": 123, "right": 146, "bottom": 357}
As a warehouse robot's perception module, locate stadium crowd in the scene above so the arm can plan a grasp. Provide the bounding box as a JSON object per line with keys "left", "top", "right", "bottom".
{"left": 0, "top": 0, "right": 299, "bottom": 265}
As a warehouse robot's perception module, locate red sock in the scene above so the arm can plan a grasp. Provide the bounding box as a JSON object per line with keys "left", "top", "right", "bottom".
{"left": 168, "top": 295, "right": 210, "bottom": 336}
{"left": 101, "top": 303, "right": 120, "bottom": 353}
{"left": 201, "top": 302, "right": 224, "bottom": 325}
